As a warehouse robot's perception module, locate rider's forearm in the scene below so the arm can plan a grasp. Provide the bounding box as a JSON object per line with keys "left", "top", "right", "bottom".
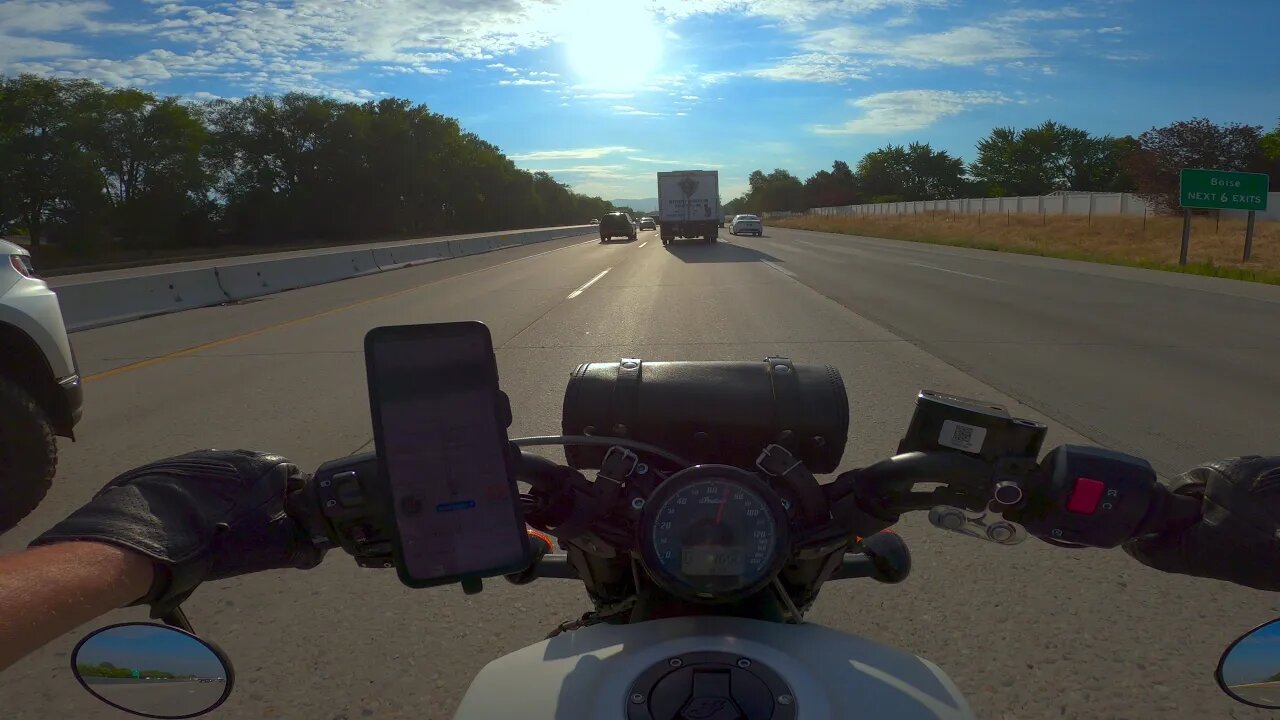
{"left": 0, "top": 541, "right": 153, "bottom": 671}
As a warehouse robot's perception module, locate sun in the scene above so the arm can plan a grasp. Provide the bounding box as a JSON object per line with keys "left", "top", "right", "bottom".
{"left": 561, "top": 0, "right": 664, "bottom": 88}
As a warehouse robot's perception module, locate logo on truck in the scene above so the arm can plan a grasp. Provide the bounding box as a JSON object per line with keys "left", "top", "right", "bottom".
{"left": 678, "top": 175, "right": 699, "bottom": 198}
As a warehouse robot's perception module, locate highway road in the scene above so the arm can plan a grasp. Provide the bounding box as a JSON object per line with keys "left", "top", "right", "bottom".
{"left": 2, "top": 226, "right": 1278, "bottom": 719}
{"left": 84, "top": 679, "right": 228, "bottom": 716}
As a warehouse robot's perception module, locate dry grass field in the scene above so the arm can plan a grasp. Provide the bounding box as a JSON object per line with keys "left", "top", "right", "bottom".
{"left": 773, "top": 211, "right": 1280, "bottom": 285}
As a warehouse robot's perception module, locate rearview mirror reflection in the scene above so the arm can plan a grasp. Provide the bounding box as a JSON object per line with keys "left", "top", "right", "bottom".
{"left": 1219, "top": 618, "right": 1280, "bottom": 709}
{"left": 71, "top": 623, "right": 233, "bottom": 719}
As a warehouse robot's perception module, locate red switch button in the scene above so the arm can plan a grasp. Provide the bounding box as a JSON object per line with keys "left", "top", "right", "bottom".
{"left": 1066, "top": 477, "right": 1106, "bottom": 514}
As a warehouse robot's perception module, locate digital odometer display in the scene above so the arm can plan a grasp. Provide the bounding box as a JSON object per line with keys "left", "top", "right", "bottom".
{"left": 681, "top": 546, "right": 745, "bottom": 576}
{"left": 644, "top": 474, "right": 782, "bottom": 601}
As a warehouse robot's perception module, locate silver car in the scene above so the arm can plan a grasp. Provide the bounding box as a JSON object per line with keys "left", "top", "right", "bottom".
{"left": 729, "top": 214, "right": 763, "bottom": 236}
{"left": 0, "top": 239, "right": 82, "bottom": 532}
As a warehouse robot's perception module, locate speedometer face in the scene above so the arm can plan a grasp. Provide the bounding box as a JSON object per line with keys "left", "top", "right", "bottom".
{"left": 646, "top": 476, "right": 781, "bottom": 600}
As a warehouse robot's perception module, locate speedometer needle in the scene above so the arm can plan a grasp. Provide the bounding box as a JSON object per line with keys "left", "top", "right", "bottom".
{"left": 714, "top": 485, "right": 728, "bottom": 525}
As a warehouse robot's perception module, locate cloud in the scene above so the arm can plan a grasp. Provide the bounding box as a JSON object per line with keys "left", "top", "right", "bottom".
{"left": 1103, "top": 52, "right": 1146, "bottom": 61}
{"left": 1097, "top": 26, "right": 1126, "bottom": 34}
{"left": 573, "top": 91, "right": 635, "bottom": 99}
{"left": 499, "top": 78, "right": 555, "bottom": 86}
{"left": 509, "top": 146, "right": 636, "bottom": 161}
{"left": 753, "top": 52, "right": 869, "bottom": 82}
{"left": 611, "top": 105, "right": 662, "bottom": 116}
{"left": 680, "top": 94, "right": 700, "bottom": 100}
{"left": 0, "top": 36, "right": 82, "bottom": 63}
{"left": 0, "top": 0, "right": 149, "bottom": 34}
{"left": 805, "top": 24, "right": 1038, "bottom": 67}
{"left": 627, "top": 156, "right": 689, "bottom": 165}
{"left": 812, "top": 89, "right": 1010, "bottom": 135}
{"left": 998, "top": 7, "right": 1086, "bottom": 23}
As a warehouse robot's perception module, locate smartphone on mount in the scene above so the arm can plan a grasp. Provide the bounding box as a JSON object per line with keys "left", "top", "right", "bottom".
{"left": 364, "top": 322, "right": 530, "bottom": 589}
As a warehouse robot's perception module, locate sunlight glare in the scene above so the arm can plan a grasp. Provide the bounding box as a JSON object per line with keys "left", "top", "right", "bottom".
{"left": 561, "top": 0, "right": 664, "bottom": 88}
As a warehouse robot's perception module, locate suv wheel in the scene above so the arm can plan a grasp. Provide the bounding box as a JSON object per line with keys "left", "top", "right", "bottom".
{"left": 0, "top": 377, "right": 57, "bottom": 533}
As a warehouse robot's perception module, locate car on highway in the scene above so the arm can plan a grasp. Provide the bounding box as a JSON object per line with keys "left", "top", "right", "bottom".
{"left": 636, "top": 216, "right": 656, "bottom": 230}
{"left": 598, "top": 212, "right": 637, "bottom": 242}
{"left": 0, "top": 239, "right": 82, "bottom": 533}
{"left": 589, "top": 218, "right": 599, "bottom": 225}
{"left": 729, "top": 214, "right": 763, "bottom": 236}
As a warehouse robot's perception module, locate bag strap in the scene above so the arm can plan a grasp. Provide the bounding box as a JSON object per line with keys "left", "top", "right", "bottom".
{"left": 765, "top": 356, "right": 800, "bottom": 452}
{"left": 613, "top": 358, "right": 642, "bottom": 436}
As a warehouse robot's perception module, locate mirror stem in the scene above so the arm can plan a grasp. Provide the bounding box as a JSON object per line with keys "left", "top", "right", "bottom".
{"left": 161, "top": 607, "right": 194, "bottom": 634}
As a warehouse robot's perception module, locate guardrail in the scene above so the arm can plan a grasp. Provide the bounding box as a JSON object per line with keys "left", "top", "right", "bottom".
{"left": 54, "top": 226, "right": 592, "bottom": 331}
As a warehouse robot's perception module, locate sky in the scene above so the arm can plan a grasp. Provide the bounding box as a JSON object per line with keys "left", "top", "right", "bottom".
{"left": 78, "top": 625, "right": 227, "bottom": 676}
{"left": 3, "top": 0, "right": 1279, "bottom": 201}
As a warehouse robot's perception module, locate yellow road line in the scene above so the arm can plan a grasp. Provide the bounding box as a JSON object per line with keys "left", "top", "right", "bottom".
{"left": 85, "top": 237, "right": 598, "bottom": 382}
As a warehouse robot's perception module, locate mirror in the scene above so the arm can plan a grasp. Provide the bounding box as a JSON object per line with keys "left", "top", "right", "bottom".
{"left": 71, "top": 623, "right": 233, "bottom": 719}
{"left": 1218, "top": 618, "right": 1280, "bottom": 709}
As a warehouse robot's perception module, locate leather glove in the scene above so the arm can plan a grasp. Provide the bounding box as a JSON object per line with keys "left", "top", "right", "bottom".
{"left": 1123, "top": 456, "right": 1280, "bottom": 591}
{"left": 31, "top": 449, "right": 326, "bottom": 616}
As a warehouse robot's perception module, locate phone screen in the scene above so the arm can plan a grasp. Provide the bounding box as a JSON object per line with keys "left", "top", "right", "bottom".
{"left": 365, "top": 323, "right": 528, "bottom": 586}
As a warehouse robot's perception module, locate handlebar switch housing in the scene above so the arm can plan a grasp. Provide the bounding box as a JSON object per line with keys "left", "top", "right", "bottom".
{"left": 313, "top": 453, "right": 396, "bottom": 568}
{"left": 1015, "top": 445, "right": 1158, "bottom": 548}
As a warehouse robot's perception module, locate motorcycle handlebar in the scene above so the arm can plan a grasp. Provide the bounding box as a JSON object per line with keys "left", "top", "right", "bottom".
{"left": 300, "top": 443, "right": 1205, "bottom": 571}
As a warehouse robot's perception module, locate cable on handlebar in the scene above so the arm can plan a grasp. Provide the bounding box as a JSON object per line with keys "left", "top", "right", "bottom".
{"left": 513, "top": 435, "right": 692, "bottom": 468}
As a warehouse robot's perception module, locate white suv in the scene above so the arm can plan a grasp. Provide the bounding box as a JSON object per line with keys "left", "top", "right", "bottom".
{"left": 0, "top": 239, "right": 82, "bottom": 532}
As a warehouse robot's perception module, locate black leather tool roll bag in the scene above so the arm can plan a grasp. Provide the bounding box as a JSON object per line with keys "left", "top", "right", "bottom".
{"left": 561, "top": 358, "right": 849, "bottom": 473}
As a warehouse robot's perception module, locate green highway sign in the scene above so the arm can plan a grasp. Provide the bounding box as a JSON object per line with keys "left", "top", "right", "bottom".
{"left": 1180, "top": 168, "right": 1269, "bottom": 211}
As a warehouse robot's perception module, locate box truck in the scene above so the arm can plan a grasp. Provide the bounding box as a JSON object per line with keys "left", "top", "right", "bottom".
{"left": 657, "top": 170, "right": 721, "bottom": 245}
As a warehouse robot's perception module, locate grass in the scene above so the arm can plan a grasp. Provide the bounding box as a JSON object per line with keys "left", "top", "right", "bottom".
{"left": 772, "top": 211, "right": 1280, "bottom": 286}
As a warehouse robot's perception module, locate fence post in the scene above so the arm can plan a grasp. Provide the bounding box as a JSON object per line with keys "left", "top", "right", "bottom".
{"left": 1088, "top": 193, "right": 1094, "bottom": 227}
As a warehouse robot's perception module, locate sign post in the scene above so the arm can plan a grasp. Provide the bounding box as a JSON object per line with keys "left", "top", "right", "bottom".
{"left": 1178, "top": 168, "right": 1269, "bottom": 265}
{"left": 1244, "top": 211, "right": 1257, "bottom": 261}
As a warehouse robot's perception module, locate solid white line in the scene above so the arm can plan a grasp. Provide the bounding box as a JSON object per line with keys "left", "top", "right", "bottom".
{"left": 638, "top": 241, "right": 647, "bottom": 248}
{"left": 567, "top": 267, "right": 612, "bottom": 298}
{"left": 908, "top": 263, "right": 1007, "bottom": 284}
{"left": 761, "top": 260, "right": 796, "bottom": 277}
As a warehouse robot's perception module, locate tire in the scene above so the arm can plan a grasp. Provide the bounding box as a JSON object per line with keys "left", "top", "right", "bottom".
{"left": 0, "top": 377, "right": 57, "bottom": 533}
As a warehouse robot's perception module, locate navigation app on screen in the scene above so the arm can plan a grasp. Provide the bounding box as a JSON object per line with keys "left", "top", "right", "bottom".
{"left": 372, "top": 332, "right": 524, "bottom": 581}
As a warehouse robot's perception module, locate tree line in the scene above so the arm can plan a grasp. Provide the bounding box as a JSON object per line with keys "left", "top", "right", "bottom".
{"left": 0, "top": 75, "right": 615, "bottom": 255}
{"left": 76, "top": 662, "right": 193, "bottom": 680}
{"left": 725, "top": 118, "right": 1280, "bottom": 216}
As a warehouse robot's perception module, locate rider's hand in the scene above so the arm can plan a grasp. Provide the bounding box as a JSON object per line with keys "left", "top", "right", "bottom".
{"left": 1123, "top": 456, "right": 1280, "bottom": 591}
{"left": 30, "top": 450, "right": 326, "bottom": 615}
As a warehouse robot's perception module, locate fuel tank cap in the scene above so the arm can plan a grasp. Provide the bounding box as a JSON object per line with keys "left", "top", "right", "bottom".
{"left": 626, "top": 651, "right": 797, "bottom": 720}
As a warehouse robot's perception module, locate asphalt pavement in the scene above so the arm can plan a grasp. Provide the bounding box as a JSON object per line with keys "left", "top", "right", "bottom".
{"left": 1228, "top": 682, "right": 1280, "bottom": 708}
{"left": 3, "top": 227, "right": 1279, "bottom": 720}
{"left": 85, "top": 679, "right": 228, "bottom": 716}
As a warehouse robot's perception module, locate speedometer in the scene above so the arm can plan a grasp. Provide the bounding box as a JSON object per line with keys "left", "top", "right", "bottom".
{"left": 639, "top": 465, "right": 787, "bottom": 603}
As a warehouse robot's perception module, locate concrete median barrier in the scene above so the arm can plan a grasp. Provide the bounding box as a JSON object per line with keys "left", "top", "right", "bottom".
{"left": 217, "top": 249, "right": 379, "bottom": 301}
{"left": 372, "top": 239, "right": 451, "bottom": 270}
{"left": 56, "top": 226, "right": 592, "bottom": 331}
{"left": 55, "top": 268, "right": 229, "bottom": 331}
